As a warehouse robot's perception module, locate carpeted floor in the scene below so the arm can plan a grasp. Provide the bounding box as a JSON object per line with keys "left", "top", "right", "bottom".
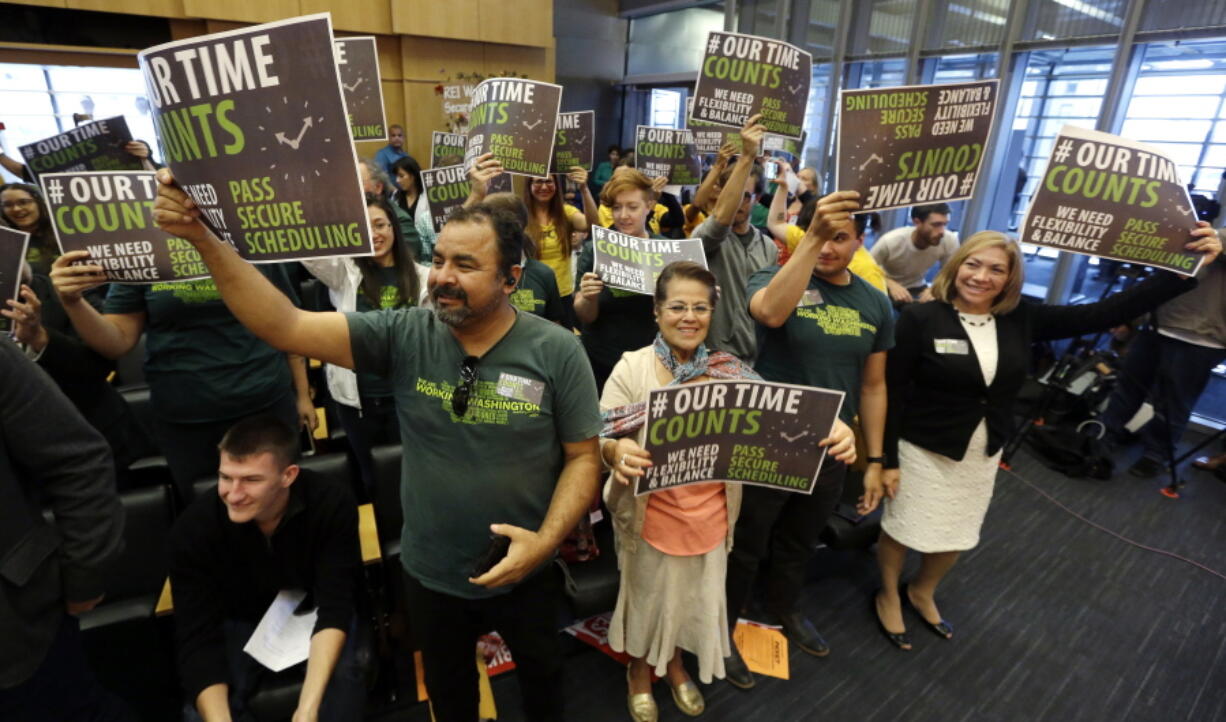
{"left": 387, "top": 431, "right": 1226, "bottom": 722}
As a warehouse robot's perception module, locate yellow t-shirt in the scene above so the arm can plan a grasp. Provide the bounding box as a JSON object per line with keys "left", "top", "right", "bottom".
{"left": 535, "top": 205, "right": 583, "bottom": 297}
{"left": 682, "top": 204, "right": 707, "bottom": 237}
{"left": 782, "top": 224, "right": 887, "bottom": 294}
{"left": 598, "top": 203, "right": 667, "bottom": 236}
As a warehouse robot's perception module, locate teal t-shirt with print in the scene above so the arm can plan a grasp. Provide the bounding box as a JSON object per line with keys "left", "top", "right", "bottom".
{"left": 511, "top": 258, "right": 564, "bottom": 324}
{"left": 747, "top": 266, "right": 894, "bottom": 423}
{"left": 346, "top": 308, "right": 603, "bottom": 599}
{"left": 104, "top": 265, "right": 299, "bottom": 423}
{"left": 354, "top": 265, "right": 410, "bottom": 398}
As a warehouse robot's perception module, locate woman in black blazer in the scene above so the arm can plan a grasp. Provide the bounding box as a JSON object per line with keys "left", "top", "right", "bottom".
{"left": 862, "top": 227, "right": 1220, "bottom": 649}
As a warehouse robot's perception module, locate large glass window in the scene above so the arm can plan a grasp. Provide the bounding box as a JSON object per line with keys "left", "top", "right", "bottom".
{"left": 0, "top": 62, "right": 157, "bottom": 183}
{"left": 626, "top": 5, "right": 726, "bottom": 78}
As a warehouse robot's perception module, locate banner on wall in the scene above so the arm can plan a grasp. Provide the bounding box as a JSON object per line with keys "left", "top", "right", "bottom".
{"left": 333, "top": 36, "right": 387, "bottom": 143}
{"left": 18, "top": 116, "right": 143, "bottom": 181}
{"left": 463, "top": 78, "right": 563, "bottom": 178}
{"left": 836, "top": 79, "right": 999, "bottom": 212}
{"left": 1020, "top": 124, "right": 1205, "bottom": 276}
{"left": 635, "top": 126, "right": 702, "bottom": 186}
{"left": 138, "top": 13, "right": 373, "bottom": 263}
{"left": 431, "top": 131, "right": 469, "bottom": 169}
{"left": 0, "top": 227, "right": 30, "bottom": 330}
{"left": 441, "top": 82, "right": 477, "bottom": 115}
{"left": 635, "top": 380, "right": 844, "bottom": 497}
{"left": 690, "top": 31, "right": 811, "bottom": 140}
{"left": 420, "top": 165, "right": 511, "bottom": 234}
{"left": 551, "top": 111, "right": 594, "bottom": 172}
{"left": 590, "top": 226, "right": 706, "bottom": 295}
{"left": 40, "top": 171, "right": 210, "bottom": 284}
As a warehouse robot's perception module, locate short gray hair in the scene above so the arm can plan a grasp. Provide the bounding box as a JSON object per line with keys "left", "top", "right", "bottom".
{"left": 358, "top": 157, "right": 391, "bottom": 194}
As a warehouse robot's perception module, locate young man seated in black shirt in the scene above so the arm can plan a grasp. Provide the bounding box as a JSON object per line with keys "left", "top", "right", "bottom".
{"left": 170, "top": 415, "right": 365, "bottom": 722}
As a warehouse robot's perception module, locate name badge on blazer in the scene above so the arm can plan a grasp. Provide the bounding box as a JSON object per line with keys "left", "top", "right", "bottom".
{"left": 934, "top": 338, "right": 970, "bottom": 355}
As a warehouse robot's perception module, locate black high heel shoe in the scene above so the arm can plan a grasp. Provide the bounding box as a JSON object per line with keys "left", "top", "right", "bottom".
{"left": 873, "top": 591, "right": 912, "bottom": 651}
{"left": 902, "top": 584, "right": 953, "bottom": 640}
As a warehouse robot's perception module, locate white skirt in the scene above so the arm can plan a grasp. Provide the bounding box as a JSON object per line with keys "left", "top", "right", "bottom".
{"left": 607, "top": 540, "right": 730, "bottom": 683}
{"left": 881, "top": 421, "right": 1003, "bottom": 553}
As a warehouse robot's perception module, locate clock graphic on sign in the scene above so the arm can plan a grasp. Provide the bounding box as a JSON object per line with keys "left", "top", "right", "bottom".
{"left": 257, "top": 97, "right": 331, "bottom": 184}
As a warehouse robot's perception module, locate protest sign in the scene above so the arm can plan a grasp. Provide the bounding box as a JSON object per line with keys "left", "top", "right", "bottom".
{"left": 41, "top": 171, "right": 209, "bottom": 283}
{"left": 333, "top": 36, "right": 387, "bottom": 142}
{"left": 691, "top": 31, "right": 811, "bottom": 140}
{"left": 764, "top": 131, "right": 806, "bottom": 161}
{"left": 837, "top": 80, "right": 999, "bottom": 212}
{"left": 0, "top": 227, "right": 30, "bottom": 330}
{"left": 138, "top": 14, "right": 373, "bottom": 263}
{"left": 420, "top": 165, "right": 511, "bottom": 234}
{"left": 551, "top": 111, "right": 594, "bottom": 172}
{"left": 463, "top": 78, "right": 563, "bottom": 178}
{"left": 635, "top": 126, "right": 702, "bottom": 185}
{"left": 431, "top": 131, "right": 468, "bottom": 169}
{"left": 18, "top": 116, "right": 142, "bottom": 180}
{"left": 1021, "top": 125, "right": 1205, "bottom": 276}
{"left": 687, "top": 97, "right": 742, "bottom": 155}
{"left": 635, "top": 379, "right": 845, "bottom": 496}
{"left": 591, "top": 226, "right": 706, "bottom": 295}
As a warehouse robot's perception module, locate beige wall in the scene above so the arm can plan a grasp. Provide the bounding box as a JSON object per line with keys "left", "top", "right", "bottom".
{"left": 1, "top": 0, "right": 555, "bottom": 164}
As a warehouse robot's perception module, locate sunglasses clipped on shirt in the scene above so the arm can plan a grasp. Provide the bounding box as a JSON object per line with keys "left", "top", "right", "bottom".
{"left": 451, "top": 355, "right": 480, "bottom": 417}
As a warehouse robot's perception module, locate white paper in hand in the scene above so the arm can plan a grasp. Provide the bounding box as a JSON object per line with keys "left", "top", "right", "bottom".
{"left": 243, "top": 589, "right": 318, "bottom": 672}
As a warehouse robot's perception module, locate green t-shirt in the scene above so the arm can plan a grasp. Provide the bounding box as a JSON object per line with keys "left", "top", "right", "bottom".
{"left": 354, "top": 265, "right": 410, "bottom": 398}
{"left": 347, "top": 307, "right": 603, "bottom": 599}
{"left": 747, "top": 266, "right": 894, "bottom": 423}
{"left": 104, "top": 265, "right": 299, "bottom": 423}
{"left": 512, "top": 258, "right": 565, "bottom": 325}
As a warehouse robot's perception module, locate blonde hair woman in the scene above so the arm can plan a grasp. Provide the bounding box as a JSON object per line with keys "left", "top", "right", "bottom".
{"left": 864, "top": 227, "right": 1221, "bottom": 649}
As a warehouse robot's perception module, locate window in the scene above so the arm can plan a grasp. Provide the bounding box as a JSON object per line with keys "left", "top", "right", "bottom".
{"left": 0, "top": 62, "right": 158, "bottom": 183}
{"left": 649, "top": 88, "right": 684, "bottom": 129}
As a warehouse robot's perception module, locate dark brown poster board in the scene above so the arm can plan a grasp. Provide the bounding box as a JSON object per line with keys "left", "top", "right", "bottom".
{"left": 635, "top": 126, "right": 702, "bottom": 186}
{"left": 635, "top": 380, "right": 845, "bottom": 496}
{"left": 552, "top": 111, "right": 595, "bottom": 172}
{"left": 40, "top": 171, "right": 209, "bottom": 283}
{"left": 691, "top": 31, "right": 811, "bottom": 140}
{"left": 837, "top": 80, "right": 999, "bottom": 212}
{"left": 463, "top": 78, "right": 563, "bottom": 178}
{"left": 1021, "top": 124, "right": 1205, "bottom": 276}
{"left": 431, "top": 131, "right": 468, "bottom": 169}
{"left": 138, "top": 14, "right": 373, "bottom": 263}
{"left": 334, "top": 36, "right": 387, "bottom": 143}
{"left": 18, "top": 116, "right": 142, "bottom": 181}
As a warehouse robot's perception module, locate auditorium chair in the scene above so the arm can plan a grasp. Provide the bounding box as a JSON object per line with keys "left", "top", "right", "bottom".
{"left": 76, "top": 484, "right": 181, "bottom": 720}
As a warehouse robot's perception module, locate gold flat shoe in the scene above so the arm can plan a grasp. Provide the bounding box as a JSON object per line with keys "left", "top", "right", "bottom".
{"left": 670, "top": 679, "right": 705, "bottom": 717}
{"left": 626, "top": 669, "right": 658, "bottom": 722}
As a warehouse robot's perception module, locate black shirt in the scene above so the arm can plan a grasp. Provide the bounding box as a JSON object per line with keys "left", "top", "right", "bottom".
{"left": 169, "top": 470, "right": 361, "bottom": 700}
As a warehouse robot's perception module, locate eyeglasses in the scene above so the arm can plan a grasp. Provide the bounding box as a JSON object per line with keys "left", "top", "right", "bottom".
{"left": 451, "top": 355, "right": 480, "bottom": 417}
{"left": 661, "top": 303, "right": 713, "bottom": 317}
{"left": 1, "top": 198, "right": 35, "bottom": 211}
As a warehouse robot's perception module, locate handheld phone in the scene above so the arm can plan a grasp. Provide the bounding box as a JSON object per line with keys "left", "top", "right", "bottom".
{"left": 470, "top": 534, "right": 511, "bottom": 578}
{"left": 763, "top": 158, "right": 779, "bottom": 180}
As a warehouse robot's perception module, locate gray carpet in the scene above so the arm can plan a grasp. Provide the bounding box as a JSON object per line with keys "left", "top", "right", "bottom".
{"left": 389, "top": 436, "right": 1226, "bottom": 722}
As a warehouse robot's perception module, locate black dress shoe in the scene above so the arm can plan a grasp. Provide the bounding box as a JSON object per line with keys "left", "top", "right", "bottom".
{"left": 1128, "top": 456, "right": 1166, "bottom": 478}
{"left": 901, "top": 584, "right": 952, "bottom": 640}
{"left": 872, "top": 593, "right": 912, "bottom": 651}
{"left": 777, "top": 611, "right": 830, "bottom": 657}
{"left": 724, "top": 642, "right": 755, "bottom": 689}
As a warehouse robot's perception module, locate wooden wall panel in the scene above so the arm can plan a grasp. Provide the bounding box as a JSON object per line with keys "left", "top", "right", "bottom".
{"left": 374, "top": 35, "right": 402, "bottom": 81}
{"left": 401, "top": 80, "right": 443, "bottom": 164}
{"left": 300, "top": 0, "right": 390, "bottom": 34}
{"left": 182, "top": 0, "right": 298, "bottom": 25}
{"left": 67, "top": 0, "right": 184, "bottom": 17}
{"left": 169, "top": 19, "right": 207, "bottom": 40}
{"left": 478, "top": 0, "right": 550, "bottom": 48}
{"left": 400, "top": 35, "right": 485, "bottom": 81}
{"left": 4, "top": 0, "right": 67, "bottom": 7}
{"left": 393, "top": 0, "right": 480, "bottom": 42}
{"left": 483, "top": 42, "right": 554, "bottom": 82}
{"left": 0, "top": 44, "right": 137, "bottom": 68}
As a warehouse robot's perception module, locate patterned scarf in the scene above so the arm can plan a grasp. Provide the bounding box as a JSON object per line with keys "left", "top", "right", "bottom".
{"left": 600, "top": 334, "right": 761, "bottom": 438}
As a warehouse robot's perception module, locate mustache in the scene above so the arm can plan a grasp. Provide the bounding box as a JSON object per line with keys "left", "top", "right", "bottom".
{"left": 430, "top": 284, "right": 468, "bottom": 302}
